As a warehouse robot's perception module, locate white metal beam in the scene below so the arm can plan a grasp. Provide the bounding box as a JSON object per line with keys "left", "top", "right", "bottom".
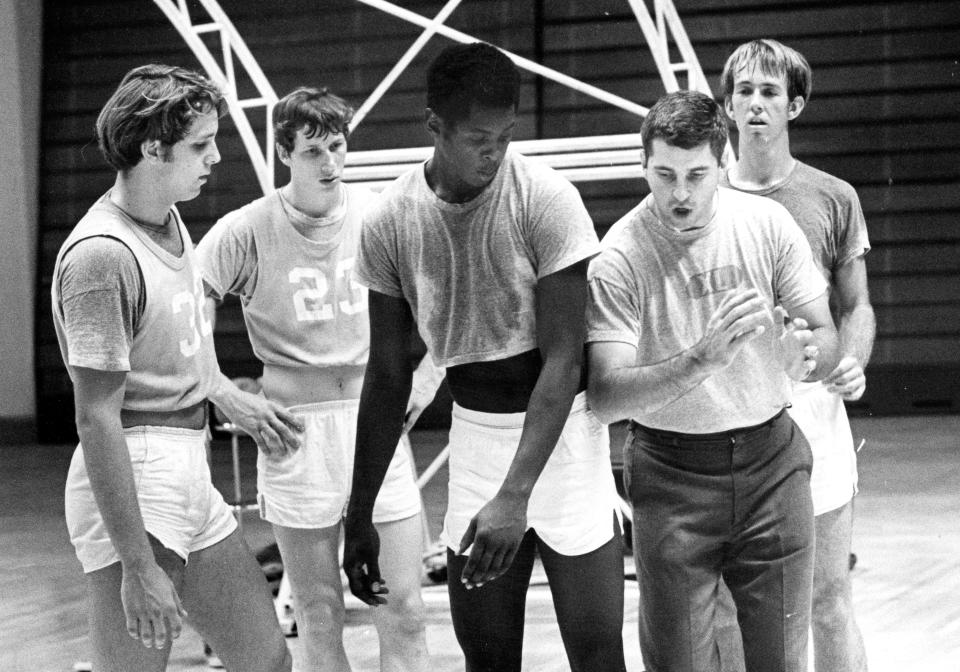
{"left": 153, "top": 0, "right": 278, "bottom": 194}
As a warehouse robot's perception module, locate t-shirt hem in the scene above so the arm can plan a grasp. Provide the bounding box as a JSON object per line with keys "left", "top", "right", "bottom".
{"left": 352, "top": 272, "right": 404, "bottom": 298}
{"left": 435, "top": 343, "right": 539, "bottom": 369}
{"left": 585, "top": 330, "right": 637, "bottom": 346}
{"left": 836, "top": 246, "right": 870, "bottom": 269}
{"left": 538, "top": 246, "right": 601, "bottom": 279}
{"left": 785, "top": 284, "right": 829, "bottom": 312}
{"left": 68, "top": 356, "right": 131, "bottom": 372}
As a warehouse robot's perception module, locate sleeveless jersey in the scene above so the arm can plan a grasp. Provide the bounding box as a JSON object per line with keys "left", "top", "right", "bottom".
{"left": 196, "top": 185, "right": 370, "bottom": 371}
{"left": 52, "top": 195, "right": 219, "bottom": 412}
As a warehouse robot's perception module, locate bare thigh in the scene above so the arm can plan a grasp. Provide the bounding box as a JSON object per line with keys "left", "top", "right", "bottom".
{"left": 375, "top": 513, "right": 425, "bottom": 607}
{"left": 271, "top": 522, "right": 344, "bottom": 611}
{"left": 85, "top": 537, "right": 184, "bottom": 672}
{"left": 181, "top": 529, "right": 291, "bottom": 672}
{"left": 272, "top": 522, "right": 351, "bottom": 671}
{"left": 372, "top": 513, "right": 429, "bottom": 672}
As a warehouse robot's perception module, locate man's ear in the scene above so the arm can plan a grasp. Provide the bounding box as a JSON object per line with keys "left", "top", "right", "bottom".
{"left": 723, "top": 96, "right": 736, "bottom": 121}
{"left": 639, "top": 147, "right": 647, "bottom": 169}
{"left": 720, "top": 144, "right": 736, "bottom": 170}
{"left": 276, "top": 143, "right": 291, "bottom": 167}
{"left": 425, "top": 108, "right": 442, "bottom": 137}
{"left": 788, "top": 96, "right": 806, "bottom": 121}
{"left": 141, "top": 138, "right": 164, "bottom": 163}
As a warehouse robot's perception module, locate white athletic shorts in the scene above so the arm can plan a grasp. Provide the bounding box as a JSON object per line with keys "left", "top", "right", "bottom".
{"left": 257, "top": 399, "right": 421, "bottom": 529}
{"left": 788, "top": 381, "right": 859, "bottom": 516}
{"left": 65, "top": 426, "right": 237, "bottom": 574}
{"left": 442, "top": 392, "right": 621, "bottom": 557}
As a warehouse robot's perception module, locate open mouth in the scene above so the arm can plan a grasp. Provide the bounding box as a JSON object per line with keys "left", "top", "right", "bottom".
{"left": 673, "top": 207, "right": 691, "bottom": 217}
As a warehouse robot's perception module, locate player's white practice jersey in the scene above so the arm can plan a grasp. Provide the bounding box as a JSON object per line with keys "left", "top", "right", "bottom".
{"left": 197, "top": 184, "right": 372, "bottom": 372}
{"left": 53, "top": 194, "right": 219, "bottom": 413}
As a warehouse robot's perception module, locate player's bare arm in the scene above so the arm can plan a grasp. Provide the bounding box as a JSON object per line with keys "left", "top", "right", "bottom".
{"left": 783, "top": 291, "right": 840, "bottom": 382}
{"left": 824, "top": 256, "right": 876, "bottom": 400}
{"left": 458, "top": 260, "right": 588, "bottom": 589}
{"left": 208, "top": 373, "right": 303, "bottom": 458}
{"left": 72, "top": 366, "right": 187, "bottom": 650}
{"left": 343, "top": 289, "right": 415, "bottom": 605}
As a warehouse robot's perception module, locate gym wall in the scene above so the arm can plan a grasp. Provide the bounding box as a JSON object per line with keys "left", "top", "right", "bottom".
{"left": 32, "top": 0, "right": 960, "bottom": 442}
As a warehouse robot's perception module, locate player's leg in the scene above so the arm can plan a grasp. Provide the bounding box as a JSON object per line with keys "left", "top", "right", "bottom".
{"left": 372, "top": 512, "right": 429, "bottom": 672}
{"left": 538, "top": 516, "right": 627, "bottom": 672}
{"left": 271, "top": 522, "right": 351, "bottom": 671}
{"left": 180, "top": 528, "right": 291, "bottom": 672}
{"left": 446, "top": 530, "right": 537, "bottom": 672}
{"left": 812, "top": 500, "right": 868, "bottom": 672}
{"left": 85, "top": 536, "right": 183, "bottom": 672}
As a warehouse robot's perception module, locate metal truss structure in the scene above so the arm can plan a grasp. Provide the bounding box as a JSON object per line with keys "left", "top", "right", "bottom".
{"left": 153, "top": 0, "right": 712, "bottom": 195}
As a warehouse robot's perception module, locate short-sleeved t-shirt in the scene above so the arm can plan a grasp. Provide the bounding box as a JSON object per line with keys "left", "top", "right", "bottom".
{"left": 355, "top": 149, "right": 600, "bottom": 368}
{"left": 721, "top": 160, "right": 870, "bottom": 319}
{"left": 586, "top": 188, "right": 827, "bottom": 433}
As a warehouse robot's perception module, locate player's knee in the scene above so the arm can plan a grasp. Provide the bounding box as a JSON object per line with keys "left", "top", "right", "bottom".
{"left": 296, "top": 588, "right": 346, "bottom": 630}
{"left": 264, "top": 644, "right": 293, "bottom": 672}
{"left": 812, "top": 577, "right": 853, "bottom": 628}
{"left": 380, "top": 591, "right": 426, "bottom": 636}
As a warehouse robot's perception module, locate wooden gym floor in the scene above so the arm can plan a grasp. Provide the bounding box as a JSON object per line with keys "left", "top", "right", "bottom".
{"left": 3, "top": 415, "right": 959, "bottom": 671}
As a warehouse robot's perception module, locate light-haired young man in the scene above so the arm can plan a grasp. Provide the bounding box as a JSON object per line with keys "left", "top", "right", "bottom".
{"left": 53, "top": 64, "right": 299, "bottom": 671}
{"left": 197, "top": 86, "right": 440, "bottom": 672}
{"left": 587, "top": 89, "right": 839, "bottom": 672}
{"left": 721, "top": 38, "right": 873, "bottom": 672}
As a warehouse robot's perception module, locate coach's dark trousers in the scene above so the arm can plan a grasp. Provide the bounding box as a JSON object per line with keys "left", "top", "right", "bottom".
{"left": 625, "top": 409, "right": 814, "bottom": 672}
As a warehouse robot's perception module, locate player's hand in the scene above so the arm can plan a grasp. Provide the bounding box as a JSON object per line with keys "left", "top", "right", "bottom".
{"left": 823, "top": 356, "right": 866, "bottom": 400}
{"left": 458, "top": 492, "right": 527, "bottom": 589}
{"left": 215, "top": 379, "right": 303, "bottom": 458}
{"left": 120, "top": 560, "right": 187, "bottom": 650}
{"left": 775, "top": 306, "right": 818, "bottom": 381}
{"left": 343, "top": 517, "right": 389, "bottom": 606}
{"left": 234, "top": 391, "right": 303, "bottom": 459}
{"left": 693, "top": 289, "right": 770, "bottom": 372}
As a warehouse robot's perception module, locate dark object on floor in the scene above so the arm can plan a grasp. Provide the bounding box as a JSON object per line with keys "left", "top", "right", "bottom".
{"left": 849, "top": 552, "right": 858, "bottom": 571}
{"left": 256, "top": 542, "right": 284, "bottom": 594}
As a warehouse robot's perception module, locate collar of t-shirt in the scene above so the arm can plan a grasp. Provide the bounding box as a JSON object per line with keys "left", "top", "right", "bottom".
{"left": 277, "top": 187, "right": 347, "bottom": 246}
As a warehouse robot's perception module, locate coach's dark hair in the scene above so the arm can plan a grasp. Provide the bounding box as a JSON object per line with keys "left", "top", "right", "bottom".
{"left": 96, "top": 64, "right": 225, "bottom": 172}
{"left": 427, "top": 42, "right": 520, "bottom": 128}
{"left": 273, "top": 87, "right": 355, "bottom": 154}
{"left": 641, "top": 90, "right": 728, "bottom": 164}
{"left": 720, "top": 39, "right": 812, "bottom": 104}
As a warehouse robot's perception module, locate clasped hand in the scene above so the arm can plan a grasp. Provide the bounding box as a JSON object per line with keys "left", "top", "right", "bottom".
{"left": 775, "top": 306, "right": 819, "bottom": 381}
{"left": 695, "top": 289, "right": 770, "bottom": 371}
{"left": 823, "top": 355, "right": 865, "bottom": 400}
